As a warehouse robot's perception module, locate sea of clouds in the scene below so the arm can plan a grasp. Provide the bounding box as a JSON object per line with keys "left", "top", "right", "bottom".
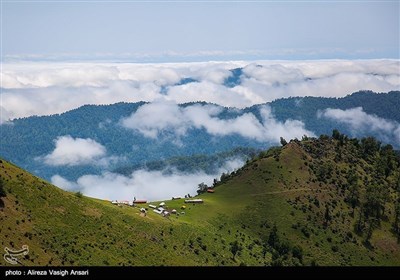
{"left": 2, "top": 59, "right": 399, "bottom": 122}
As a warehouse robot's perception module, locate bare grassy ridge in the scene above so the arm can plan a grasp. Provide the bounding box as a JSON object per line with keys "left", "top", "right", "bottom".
{"left": 1, "top": 133, "right": 399, "bottom": 266}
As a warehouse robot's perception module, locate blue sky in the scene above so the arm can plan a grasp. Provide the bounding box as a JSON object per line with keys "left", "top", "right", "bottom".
{"left": 2, "top": 1, "right": 399, "bottom": 61}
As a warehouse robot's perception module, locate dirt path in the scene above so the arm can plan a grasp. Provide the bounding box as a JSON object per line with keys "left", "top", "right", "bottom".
{"left": 250, "top": 188, "right": 312, "bottom": 196}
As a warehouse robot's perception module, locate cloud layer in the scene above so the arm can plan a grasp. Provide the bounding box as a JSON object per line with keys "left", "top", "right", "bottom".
{"left": 318, "top": 107, "right": 400, "bottom": 143}
{"left": 1, "top": 60, "right": 399, "bottom": 122}
{"left": 51, "top": 158, "right": 244, "bottom": 201}
{"left": 41, "top": 135, "right": 108, "bottom": 166}
{"left": 121, "top": 101, "right": 314, "bottom": 143}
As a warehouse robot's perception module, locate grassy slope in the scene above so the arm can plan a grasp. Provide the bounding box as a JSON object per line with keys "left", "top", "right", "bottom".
{"left": 1, "top": 138, "right": 399, "bottom": 266}
{"left": 0, "top": 159, "right": 266, "bottom": 266}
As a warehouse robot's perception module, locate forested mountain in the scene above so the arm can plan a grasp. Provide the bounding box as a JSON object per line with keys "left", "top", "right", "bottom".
{"left": 264, "top": 90, "right": 400, "bottom": 132}
{"left": 0, "top": 90, "right": 399, "bottom": 183}
{"left": 1, "top": 132, "right": 399, "bottom": 266}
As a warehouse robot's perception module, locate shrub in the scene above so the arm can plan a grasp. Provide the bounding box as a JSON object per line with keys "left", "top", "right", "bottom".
{"left": 292, "top": 245, "right": 303, "bottom": 261}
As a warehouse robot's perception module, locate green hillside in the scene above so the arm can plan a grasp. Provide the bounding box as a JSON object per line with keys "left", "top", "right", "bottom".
{"left": 1, "top": 132, "right": 400, "bottom": 266}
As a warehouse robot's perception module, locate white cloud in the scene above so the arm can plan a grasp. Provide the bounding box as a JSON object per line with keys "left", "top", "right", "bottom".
{"left": 1, "top": 60, "right": 399, "bottom": 122}
{"left": 166, "top": 81, "right": 258, "bottom": 108}
{"left": 51, "top": 158, "right": 245, "bottom": 201}
{"left": 0, "top": 106, "right": 12, "bottom": 124}
{"left": 121, "top": 101, "right": 314, "bottom": 143}
{"left": 258, "top": 106, "right": 313, "bottom": 142}
{"left": 42, "top": 135, "right": 108, "bottom": 166}
{"left": 318, "top": 107, "right": 400, "bottom": 143}
{"left": 51, "top": 174, "right": 79, "bottom": 192}
{"left": 237, "top": 60, "right": 400, "bottom": 102}
{"left": 121, "top": 100, "right": 189, "bottom": 138}
{"left": 242, "top": 63, "right": 305, "bottom": 86}
{"left": 1, "top": 81, "right": 161, "bottom": 122}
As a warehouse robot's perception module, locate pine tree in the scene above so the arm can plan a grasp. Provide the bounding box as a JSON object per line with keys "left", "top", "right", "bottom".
{"left": 0, "top": 177, "right": 6, "bottom": 197}
{"left": 230, "top": 240, "right": 242, "bottom": 260}
{"left": 268, "top": 224, "right": 279, "bottom": 248}
{"left": 280, "top": 137, "right": 288, "bottom": 146}
{"left": 323, "top": 206, "right": 331, "bottom": 228}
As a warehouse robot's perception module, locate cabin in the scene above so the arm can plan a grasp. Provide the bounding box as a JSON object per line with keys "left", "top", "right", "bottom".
{"left": 133, "top": 200, "right": 147, "bottom": 204}
{"left": 159, "top": 202, "right": 166, "bottom": 207}
{"left": 207, "top": 189, "right": 215, "bottom": 193}
{"left": 162, "top": 211, "right": 170, "bottom": 217}
{"left": 184, "top": 199, "right": 204, "bottom": 204}
{"left": 148, "top": 204, "right": 157, "bottom": 209}
{"left": 172, "top": 196, "right": 182, "bottom": 200}
{"left": 153, "top": 209, "right": 162, "bottom": 215}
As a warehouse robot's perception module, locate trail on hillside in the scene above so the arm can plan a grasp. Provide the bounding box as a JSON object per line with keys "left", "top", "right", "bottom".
{"left": 250, "top": 188, "right": 313, "bottom": 196}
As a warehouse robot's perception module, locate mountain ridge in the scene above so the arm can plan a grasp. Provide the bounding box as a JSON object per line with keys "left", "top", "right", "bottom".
{"left": 1, "top": 90, "right": 399, "bottom": 188}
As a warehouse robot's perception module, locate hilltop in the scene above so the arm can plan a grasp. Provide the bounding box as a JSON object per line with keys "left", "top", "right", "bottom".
{"left": 1, "top": 131, "right": 400, "bottom": 266}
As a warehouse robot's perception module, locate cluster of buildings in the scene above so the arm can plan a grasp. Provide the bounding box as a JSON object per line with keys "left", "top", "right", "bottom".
{"left": 110, "top": 192, "right": 210, "bottom": 218}
{"left": 111, "top": 199, "right": 147, "bottom": 206}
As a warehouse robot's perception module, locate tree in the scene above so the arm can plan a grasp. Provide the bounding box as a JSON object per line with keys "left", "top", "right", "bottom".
{"left": 364, "top": 184, "right": 389, "bottom": 220}
{"left": 213, "top": 178, "right": 218, "bottom": 187}
{"left": 365, "top": 217, "right": 378, "bottom": 244}
{"left": 268, "top": 224, "right": 279, "bottom": 248}
{"left": 262, "top": 244, "right": 268, "bottom": 258}
{"left": 0, "top": 178, "right": 6, "bottom": 208}
{"left": 220, "top": 173, "right": 229, "bottom": 183}
{"left": 230, "top": 240, "right": 242, "bottom": 260}
{"left": 378, "top": 144, "right": 398, "bottom": 178}
{"left": 355, "top": 206, "right": 364, "bottom": 234}
{"left": 319, "top": 134, "right": 330, "bottom": 141}
{"left": 332, "top": 129, "right": 346, "bottom": 146}
{"left": 347, "top": 169, "right": 358, "bottom": 186}
{"left": 0, "top": 177, "right": 6, "bottom": 197}
{"left": 315, "top": 162, "right": 333, "bottom": 182}
{"left": 346, "top": 170, "right": 360, "bottom": 214}
{"left": 332, "top": 129, "right": 341, "bottom": 140}
{"left": 197, "top": 182, "right": 208, "bottom": 194}
{"left": 393, "top": 199, "right": 400, "bottom": 243}
{"left": 292, "top": 245, "right": 303, "bottom": 262}
{"left": 323, "top": 205, "right": 331, "bottom": 228}
{"left": 360, "top": 137, "right": 381, "bottom": 162}
{"left": 280, "top": 137, "right": 288, "bottom": 146}
{"left": 350, "top": 138, "right": 360, "bottom": 148}
{"left": 75, "top": 191, "right": 83, "bottom": 198}
{"left": 348, "top": 184, "right": 360, "bottom": 215}
{"left": 397, "top": 175, "right": 400, "bottom": 192}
